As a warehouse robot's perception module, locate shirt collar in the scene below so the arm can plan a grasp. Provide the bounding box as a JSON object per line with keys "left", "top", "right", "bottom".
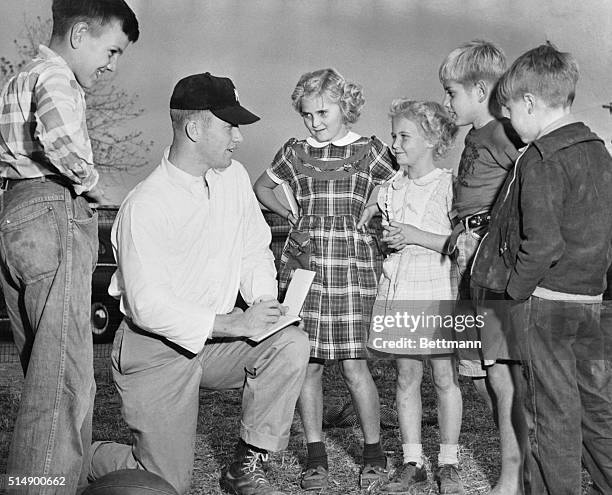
{"left": 392, "top": 167, "right": 444, "bottom": 189}
{"left": 306, "top": 131, "right": 361, "bottom": 148}
{"left": 161, "top": 147, "right": 208, "bottom": 194}
{"left": 536, "top": 114, "right": 576, "bottom": 140}
{"left": 530, "top": 121, "right": 601, "bottom": 160}
{"left": 37, "top": 45, "right": 84, "bottom": 94}
{"left": 37, "top": 45, "right": 73, "bottom": 72}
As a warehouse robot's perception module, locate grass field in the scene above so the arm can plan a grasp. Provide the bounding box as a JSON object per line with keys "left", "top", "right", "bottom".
{"left": 0, "top": 349, "right": 498, "bottom": 494}
{"left": 0, "top": 348, "right": 593, "bottom": 494}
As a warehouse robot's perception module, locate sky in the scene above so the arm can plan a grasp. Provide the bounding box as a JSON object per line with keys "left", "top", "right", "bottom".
{"left": 1, "top": 0, "right": 612, "bottom": 204}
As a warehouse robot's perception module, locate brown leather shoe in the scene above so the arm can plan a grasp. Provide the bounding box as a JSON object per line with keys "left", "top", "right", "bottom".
{"left": 380, "top": 462, "right": 427, "bottom": 494}
{"left": 300, "top": 465, "right": 328, "bottom": 491}
{"left": 435, "top": 464, "right": 465, "bottom": 495}
{"left": 359, "top": 458, "right": 390, "bottom": 489}
{"left": 224, "top": 450, "right": 285, "bottom": 495}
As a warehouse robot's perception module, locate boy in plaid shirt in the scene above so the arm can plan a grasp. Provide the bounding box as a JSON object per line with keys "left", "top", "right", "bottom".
{"left": 0, "top": 1, "right": 138, "bottom": 491}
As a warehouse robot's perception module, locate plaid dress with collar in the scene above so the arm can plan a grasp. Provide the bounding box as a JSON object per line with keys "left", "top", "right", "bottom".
{"left": 269, "top": 135, "right": 396, "bottom": 359}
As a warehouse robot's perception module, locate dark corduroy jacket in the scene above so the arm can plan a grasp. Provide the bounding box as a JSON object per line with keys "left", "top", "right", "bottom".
{"left": 471, "top": 122, "right": 612, "bottom": 300}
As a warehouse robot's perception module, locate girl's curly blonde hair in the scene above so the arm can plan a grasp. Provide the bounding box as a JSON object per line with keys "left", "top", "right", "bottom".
{"left": 389, "top": 99, "right": 458, "bottom": 160}
{"left": 291, "top": 68, "right": 365, "bottom": 125}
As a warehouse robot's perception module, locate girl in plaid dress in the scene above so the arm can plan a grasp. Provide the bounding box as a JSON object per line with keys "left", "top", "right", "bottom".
{"left": 254, "top": 68, "right": 397, "bottom": 490}
{"left": 363, "top": 100, "right": 465, "bottom": 494}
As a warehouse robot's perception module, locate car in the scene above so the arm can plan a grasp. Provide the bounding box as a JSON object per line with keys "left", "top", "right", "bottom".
{"left": 90, "top": 205, "right": 122, "bottom": 344}
{"left": 0, "top": 208, "right": 387, "bottom": 344}
{"left": 89, "top": 208, "right": 293, "bottom": 343}
{"left": 0, "top": 205, "right": 123, "bottom": 344}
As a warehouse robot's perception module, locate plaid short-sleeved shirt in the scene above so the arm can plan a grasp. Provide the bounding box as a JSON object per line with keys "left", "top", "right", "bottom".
{"left": 0, "top": 45, "right": 98, "bottom": 194}
{"left": 268, "top": 135, "right": 397, "bottom": 359}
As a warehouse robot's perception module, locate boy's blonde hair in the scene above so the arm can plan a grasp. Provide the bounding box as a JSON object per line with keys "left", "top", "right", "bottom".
{"left": 389, "top": 99, "right": 458, "bottom": 160}
{"left": 497, "top": 42, "right": 579, "bottom": 108}
{"left": 439, "top": 40, "right": 506, "bottom": 87}
{"left": 291, "top": 68, "right": 364, "bottom": 125}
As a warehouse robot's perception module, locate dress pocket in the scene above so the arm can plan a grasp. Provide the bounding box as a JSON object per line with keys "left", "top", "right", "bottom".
{"left": 285, "top": 229, "right": 311, "bottom": 271}
{"left": 0, "top": 205, "right": 62, "bottom": 284}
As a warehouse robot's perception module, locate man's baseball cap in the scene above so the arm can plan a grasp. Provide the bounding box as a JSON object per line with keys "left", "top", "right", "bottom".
{"left": 170, "top": 72, "right": 260, "bottom": 125}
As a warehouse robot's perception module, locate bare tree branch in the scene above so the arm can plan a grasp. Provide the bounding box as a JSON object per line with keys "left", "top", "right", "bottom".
{"left": 0, "top": 15, "right": 152, "bottom": 173}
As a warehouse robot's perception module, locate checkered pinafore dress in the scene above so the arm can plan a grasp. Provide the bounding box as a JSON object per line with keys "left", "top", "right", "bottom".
{"left": 269, "top": 136, "right": 396, "bottom": 360}
{"left": 368, "top": 168, "right": 458, "bottom": 356}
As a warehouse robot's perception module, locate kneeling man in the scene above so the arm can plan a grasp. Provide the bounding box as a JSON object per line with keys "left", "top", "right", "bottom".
{"left": 88, "top": 72, "right": 309, "bottom": 495}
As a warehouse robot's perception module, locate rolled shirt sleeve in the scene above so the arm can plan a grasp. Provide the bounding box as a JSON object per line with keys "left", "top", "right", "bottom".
{"left": 0, "top": 46, "right": 98, "bottom": 193}
{"left": 34, "top": 69, "right": 98, "bottom": 192}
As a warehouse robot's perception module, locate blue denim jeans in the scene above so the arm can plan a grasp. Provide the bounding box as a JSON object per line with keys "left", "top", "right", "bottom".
{"left": 0, "top": 179, "right": 98, "bottom": 494}
{"left": 512, "top": 296, "right": 612, "bottom": 495}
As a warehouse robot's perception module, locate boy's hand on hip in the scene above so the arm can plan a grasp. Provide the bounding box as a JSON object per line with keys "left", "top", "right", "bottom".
{"left": 82, "top": 186, "right": 106, "bottom": 205}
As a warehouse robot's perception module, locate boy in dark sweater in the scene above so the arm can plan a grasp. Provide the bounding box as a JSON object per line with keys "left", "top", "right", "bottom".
{"left": 472, "top": 43, "right": 612, "bottom": 495}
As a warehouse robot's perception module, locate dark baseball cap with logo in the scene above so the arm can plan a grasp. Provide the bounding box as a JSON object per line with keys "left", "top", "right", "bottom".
{"left": 170, "top": 72, "right": 260, "bottom": 125}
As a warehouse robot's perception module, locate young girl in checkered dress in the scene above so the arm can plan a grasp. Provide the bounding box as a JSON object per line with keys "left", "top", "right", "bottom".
{"left": 254, "top": 68, "right": 397, "bottom": 490}
{"left": 362, "top": 99, "right": 464, "bottom": 494}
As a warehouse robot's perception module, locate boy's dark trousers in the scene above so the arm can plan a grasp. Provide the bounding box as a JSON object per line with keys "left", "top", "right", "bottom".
{"left": 0, "top": 179, "right": 98, "bottom": 494}
{"left": 512, "top": 296, "right": 612, "bottom": 495}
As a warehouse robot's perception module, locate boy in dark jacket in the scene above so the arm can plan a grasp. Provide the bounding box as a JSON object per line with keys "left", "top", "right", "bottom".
{"left": 471, "top": 43, "right": 612, "bottom": 495}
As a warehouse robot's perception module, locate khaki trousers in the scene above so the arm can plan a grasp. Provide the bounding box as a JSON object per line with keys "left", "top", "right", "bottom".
{"left": 88, "top": 319, "right": 309, "bottom": 494}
